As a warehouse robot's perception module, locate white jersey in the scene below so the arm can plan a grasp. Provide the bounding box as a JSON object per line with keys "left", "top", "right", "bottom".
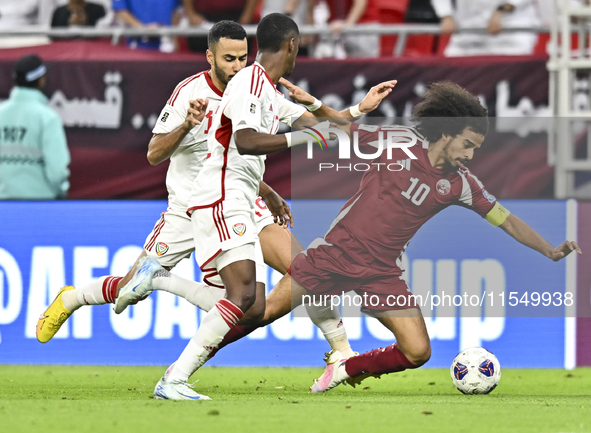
{"left": 188, "top": 62, "right": 306, "bottom": 211}
{"left": 152, "top": 70, "right": 223, "bottom": 212}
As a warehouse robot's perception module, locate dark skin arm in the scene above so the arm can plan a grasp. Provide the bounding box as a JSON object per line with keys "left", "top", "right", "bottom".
{"left": 235, "top": 128, "right": 289, "bottom": 155}
{"left": 234, "top": 79, "right": 397, "bottom": 154}
{"left": 258, "top": 181, "right": 293, "bottom": 228}
{"left": 280, "top": 77, "right": 397, "bottom": 119}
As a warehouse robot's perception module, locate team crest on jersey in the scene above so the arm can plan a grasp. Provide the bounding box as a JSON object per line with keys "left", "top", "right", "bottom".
{"left": 156, "top": 242, "right": 169, "bottom": 256}
{"left": 249, "top": 103, "right": 256, "bottom": 114}
{"left": 436, "top": 179, "right": 451, "bottom": 195}
{"left": 482, "top": 189, "right": 496, "bottom": 203}
{"left": 233, "top": 223, "right": 246, "bottom": 236}
{"left": 160, "top": 112, "right": 169, "bottom": 123}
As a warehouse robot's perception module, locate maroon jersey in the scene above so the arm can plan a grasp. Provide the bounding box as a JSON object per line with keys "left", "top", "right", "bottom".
{"left": 313, "top": 123, "right": 496, "bottom": 278}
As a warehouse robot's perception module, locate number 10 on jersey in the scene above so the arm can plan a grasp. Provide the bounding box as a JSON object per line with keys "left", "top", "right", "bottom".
{"left": 401, "top": 177, "right": 430, "bottom": 206}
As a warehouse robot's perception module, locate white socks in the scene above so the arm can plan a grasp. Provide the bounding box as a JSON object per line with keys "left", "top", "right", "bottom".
{"left": 165, "top": 299, "right": 244, "bottom": 382}
{"left": 62, "top": 276, "right": 115, "bottom": 311}
{"left": 61, "top": 267, "right": 226, "bottom": 315}
{"left": 305, "top": 301, "right": 355, "bottom": 358}
{"left": 152, "top": 269, "right": 225, "bottom": 312}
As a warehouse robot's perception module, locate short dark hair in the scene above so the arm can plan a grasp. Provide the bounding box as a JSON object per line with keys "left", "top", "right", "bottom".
{"left": 256, "top": 13, "right": 299, "bottom": 53}
{"left": 208, "top": 20, "right": 247, "bottom": 49}
{"left": 412, "top": 81, "right": 489, "bottom": 142}
{"left": 13, "top": 54, "right": 46, "bottom": 88}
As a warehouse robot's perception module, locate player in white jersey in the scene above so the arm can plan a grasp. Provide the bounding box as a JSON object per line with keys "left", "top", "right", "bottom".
{"left": 36, "top": 18, "right": 396, "bottom": 360}
{"left": 149, "top": 13, "right": 397, "bottom": 401}
{"left": 36, "top": 21, "right": 294, "bottom": 343}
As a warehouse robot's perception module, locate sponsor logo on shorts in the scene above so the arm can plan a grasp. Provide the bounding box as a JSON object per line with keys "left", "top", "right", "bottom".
{"left": 436, "top": 179, "right": 451, "bottom": 195}
{"left": 233, "top": 223, "right": 246, "bottom": 236}
{"left": 249, "top": 103, "right": 256, "bottom": 114}
{"left": 160, "top": 112, "right": 169, "bottom": 123}
{"left": 482, "top": 189, "right": 496, "bottom": 203}
{"left": 156, "top": 242, "right": 169, "bottom": 256}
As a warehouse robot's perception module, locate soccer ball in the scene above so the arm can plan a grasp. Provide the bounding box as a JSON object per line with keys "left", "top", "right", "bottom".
{"left": 450, "top": 347, "right": 501, "bottom": 394}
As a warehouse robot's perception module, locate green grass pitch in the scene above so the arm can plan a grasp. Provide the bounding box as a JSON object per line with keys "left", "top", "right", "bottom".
{"left": 1, "top": 366, "right": 590, "bottom": 433}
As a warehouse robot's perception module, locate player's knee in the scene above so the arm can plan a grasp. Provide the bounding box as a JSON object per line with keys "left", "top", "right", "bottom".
{"left": 235, "top": 291, "right": 257, "bottom": 312}
{"left": 247, "top": 301, "right": 266, "bottom": 323}
{"left": 405, "top": 341, "right": 431, "bottom": 367}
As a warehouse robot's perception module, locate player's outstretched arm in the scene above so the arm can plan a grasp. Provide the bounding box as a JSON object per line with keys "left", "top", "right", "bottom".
{"left": 147, "top": 98, "right": 208, "bottom": 165}
{"left": 235, "top": 128, "right": 290, "bottom": 155}
{"left": 259, "top": 181, "right": 293, "bottom": 228}
{"left": 352, "top": 80, "right": 397, "bottom": 117}
{"left": 499, "top": 214, "right": 582, "bottom": 261}
{"left": 279, "top": 78, "right": 396, "bottom": 119}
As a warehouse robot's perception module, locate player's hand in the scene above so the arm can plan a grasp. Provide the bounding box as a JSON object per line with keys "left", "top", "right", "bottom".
{"left": 487, "top": 10, "right": 504, "bottom": 35}
{"left": 184, "top": 98, "right": 208, "bottom": 130}
{"left": 264, "top": 191, "right": 293, "bottom": 229}
{"left": 358, "top": 80, "right": 397, "bottom": 114}
{"left": 550, "top": 241, "right": 582, "bottom": 261}
{"left": 279, "top": 78, "right": 315, "bottom": 106}
{"left": 439, "top": 16, "right": 457, "bottom": 34}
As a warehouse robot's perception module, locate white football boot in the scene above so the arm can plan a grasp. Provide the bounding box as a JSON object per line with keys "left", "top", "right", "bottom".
{"left": 153, "top": 363, "right": 211, "bottom": 401}
{"left": 113, "top": 256, "right": 163, "bottom": 314}
{"left": 153, "top": 377, "right": 211, "bottom": 401}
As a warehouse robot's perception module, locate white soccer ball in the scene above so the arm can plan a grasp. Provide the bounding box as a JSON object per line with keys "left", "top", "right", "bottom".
{"left": 450, "top": 347, "right": 501, "bottom": 394}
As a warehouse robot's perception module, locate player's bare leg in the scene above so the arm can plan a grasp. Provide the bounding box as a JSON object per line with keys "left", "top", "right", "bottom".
{"left": 209, "top": 274, "right": 356, "bottom": 359}
{"left": 163, "top": 257, "right": 263, "bottom": 386}
{"left": 259, "top": 224, "right": 303, "bottom": 274}
{"left": 311, "top": 308, "right": 431, "bottom": 393}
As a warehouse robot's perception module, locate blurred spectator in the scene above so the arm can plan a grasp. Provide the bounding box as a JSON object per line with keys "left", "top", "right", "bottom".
{"left": 262, "top": 0, "right": 315, "bottom": 55}
{"left": 182, "top": 0, "right": 260, "bottom": 52}
{"left": 313, "top": 0, "right": 380, "bottom": 59}
{"left": 0, "top": 0, "right": 50, "bottom": 48}
{"left": 51, "top": 0, "right": 107, "bottom": 27}
{"left": 0, "top": 0, "right": 41, "bottom": 27}
{"left": 39, "top": 0, "right": 113, "bottom": 27}
{"left": 431, "top": 0, "right": 541, "bottom": 56}
{"left": 112, "top": 0, "right": 181, "bottom": 52}
{"left": 0, "top": 55, "right": 70, "bottom": 199}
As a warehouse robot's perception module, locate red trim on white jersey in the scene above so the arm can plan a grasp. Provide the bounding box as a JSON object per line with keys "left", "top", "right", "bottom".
{"left": 186, "top": 110, "right": 232, "bottom": 213}
{"left": 250, "top": 67, "right": 260, "bottom": 96}
{"left": 167, "top": 72, "right": 205, "bottom": 106}
{"left": 250, "top": 64, "right": 275, "bottom": 98}
{"left": 145, "top": 211, "right": 167, "bottom": 251}
{"left": 204, "top": 70, "right": 223, "bottom": 97}
{"left": 257, "top": 64, "right": 276, "bottom": 90}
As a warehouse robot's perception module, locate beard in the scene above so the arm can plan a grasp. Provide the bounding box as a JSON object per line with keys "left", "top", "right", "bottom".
{"left": 213, "top": 61, "right": 232, "bottom": 86}
{"left": 442, "top": 142, "right": 466, "bottom": 171}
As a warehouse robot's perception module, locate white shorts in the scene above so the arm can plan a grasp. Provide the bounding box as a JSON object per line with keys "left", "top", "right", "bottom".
{"left": 190, "top": 194, "right": 266, "bottom": 287}
{"left": 143, "top": 196, "right": 273, "bottom": 276}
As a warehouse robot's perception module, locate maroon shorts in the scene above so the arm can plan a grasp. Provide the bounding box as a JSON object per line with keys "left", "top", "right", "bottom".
{"left": 291, "top": 251, "right": 418, "bottom": 312}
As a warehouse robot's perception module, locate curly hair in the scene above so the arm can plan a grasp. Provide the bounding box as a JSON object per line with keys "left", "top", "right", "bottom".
{"left": 412, "top": 81, "right": 489, "bottom": 143}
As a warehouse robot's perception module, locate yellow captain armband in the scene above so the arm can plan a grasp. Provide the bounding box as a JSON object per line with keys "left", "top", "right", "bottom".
{"left": 485, "top": 202, "right": 511, "bottom": 227}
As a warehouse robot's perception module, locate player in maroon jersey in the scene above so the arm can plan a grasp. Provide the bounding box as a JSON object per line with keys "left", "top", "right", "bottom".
{"left": 150, "top": 80, "right": 583, "bottom": 391}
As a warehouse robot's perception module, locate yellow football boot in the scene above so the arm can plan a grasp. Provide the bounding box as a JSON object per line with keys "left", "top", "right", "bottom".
{"left": 36, "top": 285, "right": 75, "bottom": 343}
